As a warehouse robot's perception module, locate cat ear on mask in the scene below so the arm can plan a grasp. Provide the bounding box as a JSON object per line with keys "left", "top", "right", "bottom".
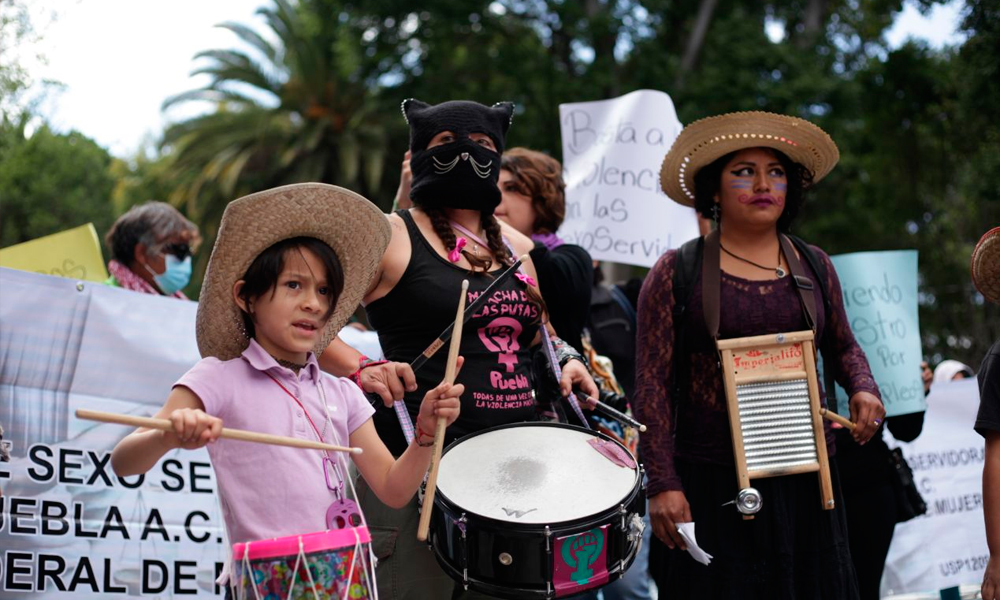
{"left": 401, "top": 98, "right": 431, "bottom": 124}
{"left": 491, "top": 102, "right": 515, "bottom": 135}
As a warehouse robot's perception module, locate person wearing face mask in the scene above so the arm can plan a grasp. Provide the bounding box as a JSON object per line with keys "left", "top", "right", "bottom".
{"left": 320, "top": 99, "right": 599, "bottom": 599}
{"left": 104, "top": 201, "right": 201, "bottom": 299}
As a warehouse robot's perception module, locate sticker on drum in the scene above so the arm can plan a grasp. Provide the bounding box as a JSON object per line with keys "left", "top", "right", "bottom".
{"left": 436, "top": 425, "right": 638, "bottom": 524}
{"left": 553, "top": 525, "right": 610, "bottom": 595}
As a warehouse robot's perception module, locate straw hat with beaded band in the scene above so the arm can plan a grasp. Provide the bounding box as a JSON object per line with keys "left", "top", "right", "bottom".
{"left": 972, "top": 226, "right": 1000, "bottom": 305}
{"left": 660, "top": 111, "right": 841, "bottom": 206}
{"left": 196, "top": 183, "right": 390, "bottom": 361}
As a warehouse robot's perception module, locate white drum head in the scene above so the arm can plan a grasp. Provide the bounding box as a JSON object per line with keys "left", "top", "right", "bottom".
{"left": 436, "top": 424, "right": 638, "bottom": 524}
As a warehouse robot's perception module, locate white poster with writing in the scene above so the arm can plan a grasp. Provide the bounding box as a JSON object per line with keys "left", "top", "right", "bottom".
{"left": 881, "top": 378, "right": 988, "bottom": 595}
{"left": 829, "top": 250, "right": 925, "bottom": 417}
{"left": 558, "top": 89, "right": 700, "bottom": 267}
{"left": 0, "top": 268, "right": 226, "bottom": 598}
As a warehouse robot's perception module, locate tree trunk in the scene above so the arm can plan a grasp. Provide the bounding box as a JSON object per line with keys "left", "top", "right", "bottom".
{"left": 798, "top": 0, "right": 828, "bottom": 49}
{"left": 675, "top": 0, "right": 718, "bottom": 89}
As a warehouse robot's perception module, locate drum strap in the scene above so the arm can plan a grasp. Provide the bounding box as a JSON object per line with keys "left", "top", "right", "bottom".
{"left": 500, "top": 236, "right": 591, "bottom": 429}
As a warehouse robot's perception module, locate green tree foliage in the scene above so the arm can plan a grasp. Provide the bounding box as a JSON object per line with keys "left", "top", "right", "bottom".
{"left": 161, "top": 0, "right": 398, "bottom": 215}
{"left": 6, "top": 0, "right": 985, "bottom": 364}
{"left": 0, "top": 116, "right": 116, "bottom": 248}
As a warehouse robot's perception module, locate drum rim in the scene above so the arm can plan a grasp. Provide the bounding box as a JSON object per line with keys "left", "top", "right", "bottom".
{"left": 434, "top": 421, "right": 643, "bottom": 530}
{"left": 232, "top": 525, "right": 372, "bottom": 561}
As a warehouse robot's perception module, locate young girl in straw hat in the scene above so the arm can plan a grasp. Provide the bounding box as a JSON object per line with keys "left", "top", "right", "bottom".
{"left": 111, "top": 184, "right": 463, "bottom": 581}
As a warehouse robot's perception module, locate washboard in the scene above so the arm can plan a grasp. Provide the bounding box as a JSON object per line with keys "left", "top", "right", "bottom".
{"left": 716, "top": 330, "right": 834, "bottom": 516}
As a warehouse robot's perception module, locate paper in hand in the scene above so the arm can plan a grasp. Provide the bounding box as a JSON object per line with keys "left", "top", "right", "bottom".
{"left": 677, "top": 522, "right": 713, "bottom": 566}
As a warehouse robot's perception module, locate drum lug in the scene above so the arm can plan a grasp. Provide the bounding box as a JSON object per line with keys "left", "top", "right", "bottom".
{"left": 545, "top": 524, "right": 553, "bottom": 596}
{"left": 460, "top": 513, "right": 469, "bottom": 588}
{"left": 627, "top": 513, "right": 645, "bottom": 543}
{"left": 619, "top": 503, "right": 627, "bottom": 531}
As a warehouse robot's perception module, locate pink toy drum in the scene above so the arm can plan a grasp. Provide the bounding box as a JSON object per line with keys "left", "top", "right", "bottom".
{"left": 231, "top": 527, "right": 374, "bottom": 600}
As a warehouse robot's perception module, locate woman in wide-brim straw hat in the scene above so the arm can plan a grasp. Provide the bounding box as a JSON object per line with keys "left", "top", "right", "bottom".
{"left": 971, "top": 227, "right": 1000, "bottom": 600}
{"left": 111, "top": 184, "right": 465, "bottom": 591}
{"left": 634, "top": 112, "right": 885, "bottom": 600}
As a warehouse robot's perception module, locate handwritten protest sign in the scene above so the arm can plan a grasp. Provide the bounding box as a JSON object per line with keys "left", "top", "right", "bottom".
{"left": 882, "top": 379, "right": 987, "bottom": 595}
{"left": 0, "top": 223, "right": 109, "bottom": 282}
{"left": 558, "top": 90, "right": 699, "bottom": 267}
{"left": 830, "top": 250, "right": 924, "bottom": 416}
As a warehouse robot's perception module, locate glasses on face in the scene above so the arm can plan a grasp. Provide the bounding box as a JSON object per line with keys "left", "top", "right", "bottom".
{"left": 159, "top": 243, "right": 192, "bottom": 260}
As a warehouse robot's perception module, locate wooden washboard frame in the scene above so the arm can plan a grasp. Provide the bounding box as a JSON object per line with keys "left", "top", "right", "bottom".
{"left": 716, "top": 330, "right": 834, "bottom": 516}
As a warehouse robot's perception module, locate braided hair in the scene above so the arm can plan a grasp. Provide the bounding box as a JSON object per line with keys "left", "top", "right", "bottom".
{"left": 422, "top": 207, "right": 546, "bottom": 320}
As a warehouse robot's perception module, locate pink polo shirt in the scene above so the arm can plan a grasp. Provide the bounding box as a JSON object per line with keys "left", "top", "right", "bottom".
{"left": 175, "top": 338, "right": 375, "bottom": 546}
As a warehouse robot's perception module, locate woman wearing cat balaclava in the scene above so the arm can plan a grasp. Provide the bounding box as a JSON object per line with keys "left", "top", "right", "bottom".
{"left": 322, "top": 99, "right": 598, "bottom": 598}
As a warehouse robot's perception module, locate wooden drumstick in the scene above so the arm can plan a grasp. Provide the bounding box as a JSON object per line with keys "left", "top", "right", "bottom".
{"left": 819, "top": 408, "right": 857, "bottom": 431}
{"left": 581, "top": 395, "right": 648, "bottom": 432}
{"left": 76, "top": 408, "right": 363, "bottom": 454}
{"left": 417, "top": 279, "right": 468, "bottom": 542}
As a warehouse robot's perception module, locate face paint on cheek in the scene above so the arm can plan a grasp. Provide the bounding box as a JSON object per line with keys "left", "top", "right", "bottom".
{"left": 730, "top": 180, "right": 753, "bottom": 204}
{"left": 773, "top": 182, "right": 787, "bottom": 207}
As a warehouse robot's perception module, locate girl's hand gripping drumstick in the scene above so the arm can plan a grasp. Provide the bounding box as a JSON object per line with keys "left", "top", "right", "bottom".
{"left": 417, "top": 279, "right": 469, "bottom": 542}
{"left": 76, "top": 409, "right": 363, "bottom": 454}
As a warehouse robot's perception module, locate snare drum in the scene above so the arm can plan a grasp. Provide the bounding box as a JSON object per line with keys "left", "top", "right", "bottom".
{"left": 231, "top": 527, "right": 374, "bottom": 600}
{"left": 430, "top": 422, "right": 645, "bottom": 599}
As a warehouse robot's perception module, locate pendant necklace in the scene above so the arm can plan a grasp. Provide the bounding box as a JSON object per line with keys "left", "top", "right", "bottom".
{"left": 720, "top": 241, "right": 786, "bottom": 278}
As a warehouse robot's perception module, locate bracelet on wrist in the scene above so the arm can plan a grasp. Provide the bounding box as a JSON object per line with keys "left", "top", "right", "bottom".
{"left": 349, "top": 355, "right": 388, "bottom": 389}
{"left": 551, "top": 336, "right": 585, "bottom": 368}
{"left": 415, "top": 423, "right": 435, "bottom": 447}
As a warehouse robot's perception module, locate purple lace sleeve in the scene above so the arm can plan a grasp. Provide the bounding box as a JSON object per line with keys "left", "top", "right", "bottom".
{"left": 815, "top": 247, "right": 882, "bottom": 401}
{"left": 634, "top": 252, "right": 684, "bottom": 496}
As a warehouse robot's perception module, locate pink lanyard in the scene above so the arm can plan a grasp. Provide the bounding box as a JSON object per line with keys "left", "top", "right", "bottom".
{"left": 265, "top": 372, "right": 328, "bottom": 451}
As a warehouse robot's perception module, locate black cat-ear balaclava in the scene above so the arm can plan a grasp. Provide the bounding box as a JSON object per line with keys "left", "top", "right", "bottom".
{"left": 403, "top": 99, "right": 515, "bottom": 214}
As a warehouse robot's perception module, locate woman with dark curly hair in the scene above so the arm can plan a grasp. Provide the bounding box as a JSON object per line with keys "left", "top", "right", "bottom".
{"left": 497, "top": 147, "right": 592, "bottom": 351}
{"left": 635, "top": 112, "right": 885, "bottom": 599}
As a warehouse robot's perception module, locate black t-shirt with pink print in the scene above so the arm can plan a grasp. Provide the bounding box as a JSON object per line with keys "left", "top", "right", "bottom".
{"left": 366, "top": 210, "right": 541, "bottom": 456}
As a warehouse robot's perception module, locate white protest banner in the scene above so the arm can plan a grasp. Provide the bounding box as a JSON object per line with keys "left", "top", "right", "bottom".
{"left": 830, "top": 250, "right": 925, "bottom": 417}
{"left": 0, "top": 268, "right": 226, "bottom": 598}
{"left": 881, "top": 378, "right": 988, "bottom": 595}
{"left": 558, "top": 89, "right": 700, "bottom": 267}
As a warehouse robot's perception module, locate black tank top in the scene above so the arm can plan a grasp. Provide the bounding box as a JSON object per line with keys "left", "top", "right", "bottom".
{"left": 366, "top": 210, "right": 540, "bottom": 456}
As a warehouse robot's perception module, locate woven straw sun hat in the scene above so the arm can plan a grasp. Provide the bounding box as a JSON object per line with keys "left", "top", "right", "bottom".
{"left": 660, "top": 111, "right": 840, "bottom": 206}
{"left": 972, "top": 226, "right": 1000, "bottom": 305}
{"left": 196, "top": 183, "right": 390, "bottom": 361}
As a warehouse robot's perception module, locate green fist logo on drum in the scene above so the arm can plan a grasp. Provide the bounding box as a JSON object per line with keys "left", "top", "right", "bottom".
{"left": 560, "top": 528, "right": 605, "bottom": 584}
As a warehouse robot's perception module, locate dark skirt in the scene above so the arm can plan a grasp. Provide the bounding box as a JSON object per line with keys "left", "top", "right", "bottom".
{"left": 661, "top": 458, "right": 859, "bottom": 600}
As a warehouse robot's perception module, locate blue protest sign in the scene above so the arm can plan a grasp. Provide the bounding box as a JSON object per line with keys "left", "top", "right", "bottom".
{"left": 830, "top": 250, "right": 924, "bottom": 416}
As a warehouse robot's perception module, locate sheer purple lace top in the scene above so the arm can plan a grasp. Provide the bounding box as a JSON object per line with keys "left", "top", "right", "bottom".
{"left": 634, "top": 244, "right": 881, "bottom": 497}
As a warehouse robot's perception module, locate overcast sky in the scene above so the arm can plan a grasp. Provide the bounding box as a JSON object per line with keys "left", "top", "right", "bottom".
{"left": 20, "top": 0, "right": 968, "bottom": 158}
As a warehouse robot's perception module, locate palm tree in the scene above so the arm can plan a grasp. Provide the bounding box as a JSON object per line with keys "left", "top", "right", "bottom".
{"left": 161, "top": 0, "right": 394, "bottom": 227}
